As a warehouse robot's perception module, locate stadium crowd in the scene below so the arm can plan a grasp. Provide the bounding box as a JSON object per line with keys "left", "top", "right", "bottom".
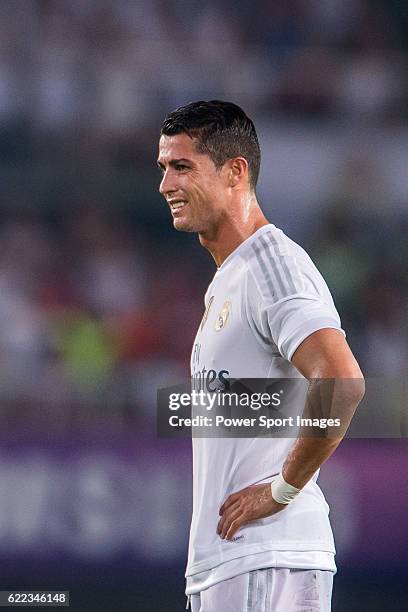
{"left": 0, "top": 0, "right": 406, "bottom": 430}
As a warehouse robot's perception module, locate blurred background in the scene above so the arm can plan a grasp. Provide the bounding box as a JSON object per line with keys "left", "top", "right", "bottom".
{"left": 0, "top": 0, "right": 407, "bottom": 610}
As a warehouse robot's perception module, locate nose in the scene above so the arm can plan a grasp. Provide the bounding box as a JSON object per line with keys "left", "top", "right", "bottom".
{"left": 159, "top": 169, "right": 177, "bottom": 197}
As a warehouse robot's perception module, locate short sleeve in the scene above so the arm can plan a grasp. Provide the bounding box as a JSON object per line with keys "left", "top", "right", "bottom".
{"left": 264, "top": 292, "right": 344, "bottom": 361}
{"left": 245, "top": 247, "right": 345, "bottom": 362}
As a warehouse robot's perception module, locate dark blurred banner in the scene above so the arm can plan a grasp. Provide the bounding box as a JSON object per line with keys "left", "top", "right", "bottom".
{"left": 0, "top": 434, "right": 406, "bottom": 571}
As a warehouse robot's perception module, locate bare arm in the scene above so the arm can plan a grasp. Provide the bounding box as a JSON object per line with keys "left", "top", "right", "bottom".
{"left": 217, "top": 328, "right": 365, "bottom": 540}
{"left": 282, "top": 328, "right": 365, "bottom": 488}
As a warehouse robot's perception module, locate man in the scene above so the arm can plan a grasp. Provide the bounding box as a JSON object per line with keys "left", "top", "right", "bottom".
{"left": 157, "top": 101, "right": 364, "bottom": 611}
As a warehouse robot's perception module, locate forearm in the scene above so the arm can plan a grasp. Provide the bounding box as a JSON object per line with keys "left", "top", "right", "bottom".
{"left": 281, "top": 377, "right": 365, "bottom": 490}
{"left": 282, "top": 437, "right": 340, "bottom": 489}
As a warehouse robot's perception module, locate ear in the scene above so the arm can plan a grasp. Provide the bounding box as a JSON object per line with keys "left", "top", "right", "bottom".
{"left": 228, "top": 157, "right": 249, "bottom": 188}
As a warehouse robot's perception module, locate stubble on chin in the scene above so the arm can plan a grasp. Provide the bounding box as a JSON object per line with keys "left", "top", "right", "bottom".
{"left": 173, "top": 213, "right": 208, "bottom": 234}
{"left": 173, "top": 218, "right": 196, "bottom": 233}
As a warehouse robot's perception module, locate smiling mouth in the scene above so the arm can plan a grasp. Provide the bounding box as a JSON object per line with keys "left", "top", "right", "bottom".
{"left": 169, "top": 200, "right": 188, "bottom": 212}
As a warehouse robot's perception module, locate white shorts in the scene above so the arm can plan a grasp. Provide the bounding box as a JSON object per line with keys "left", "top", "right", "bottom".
{"left": 189, "top": 568, "right": 333, "bottom": 612}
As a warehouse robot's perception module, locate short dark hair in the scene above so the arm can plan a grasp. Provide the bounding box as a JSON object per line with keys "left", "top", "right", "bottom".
{"left": 160, "top": 100, "right": 261, "bottom": 190}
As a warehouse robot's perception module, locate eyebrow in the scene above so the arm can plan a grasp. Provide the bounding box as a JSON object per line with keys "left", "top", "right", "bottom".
{"left": 156, "top": 158, "right": 192, "bottom": 169}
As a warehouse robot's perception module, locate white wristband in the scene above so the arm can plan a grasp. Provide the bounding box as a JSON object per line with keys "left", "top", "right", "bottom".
{"left": 271, "top": 473, "right": 301, "bottom": 505}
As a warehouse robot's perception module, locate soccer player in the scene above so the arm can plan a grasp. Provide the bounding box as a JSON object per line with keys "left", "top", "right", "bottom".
{"left": 157, "top": 101, "right": 364, "bottom": 611}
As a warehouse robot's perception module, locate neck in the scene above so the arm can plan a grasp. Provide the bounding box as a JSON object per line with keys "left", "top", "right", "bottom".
{"left": 198, "top": 195, "right": 269, "bottom": 267}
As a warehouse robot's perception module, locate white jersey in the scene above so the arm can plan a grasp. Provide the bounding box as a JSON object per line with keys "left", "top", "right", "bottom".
{"left": 186, "top": 224, "right": 345, "bottom": 595}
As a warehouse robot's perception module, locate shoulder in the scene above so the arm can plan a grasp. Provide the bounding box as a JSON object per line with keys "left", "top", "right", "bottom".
{"left": 242, "top": 226, "right": 320, "bottom": 303}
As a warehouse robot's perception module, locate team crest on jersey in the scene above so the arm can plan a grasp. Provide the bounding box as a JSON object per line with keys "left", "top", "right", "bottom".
{"left": 200, "top": 296, "right": 214, "bottom": 331}
{"left": 214, "top": 300, "right": 231, "bottom": 331}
